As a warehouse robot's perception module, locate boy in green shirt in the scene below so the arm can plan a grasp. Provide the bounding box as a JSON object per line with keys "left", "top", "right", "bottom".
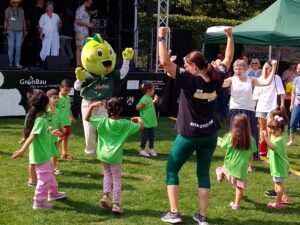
{"left": 56, "top": 79, "right": 75, "bottom": 160}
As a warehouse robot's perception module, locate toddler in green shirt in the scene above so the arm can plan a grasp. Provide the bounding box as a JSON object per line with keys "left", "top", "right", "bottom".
{"left": 216, "top": 114, "right": 257, "bottom": 210}
{"left": 85, "top": 97, "right": 143, "bottom": 214}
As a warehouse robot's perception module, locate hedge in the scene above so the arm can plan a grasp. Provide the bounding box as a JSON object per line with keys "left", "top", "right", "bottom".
{"left": 137, "top": 13, "right": 242, "bottom": 69}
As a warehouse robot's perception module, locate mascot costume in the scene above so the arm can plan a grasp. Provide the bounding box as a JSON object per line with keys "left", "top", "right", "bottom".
{"left": 74, "top": 34, "right": 134, "bottom": 154}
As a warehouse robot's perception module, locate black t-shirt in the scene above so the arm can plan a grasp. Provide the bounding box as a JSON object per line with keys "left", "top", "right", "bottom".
{"left": 175, "top": 64, "right": 227, "bottom": 137}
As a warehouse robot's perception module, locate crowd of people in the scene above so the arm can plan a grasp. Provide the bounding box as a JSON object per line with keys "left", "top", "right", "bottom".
{"left": 3, "top": 0, "right": 94, "bottom": 69}
{"left": 4, "top": 2, "right": 300, "bottom": 223}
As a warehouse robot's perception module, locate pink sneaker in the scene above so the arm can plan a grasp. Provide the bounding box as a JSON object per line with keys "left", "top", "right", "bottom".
{"left": 230, "top": 202, "right": 240, "bottom": 210}
{"left": 281, "top": 198, "right": 290, "bottom": 205}
{"left": 48, "top": 192, "right": 66, "bottom": 201}
{"left": 267, "top": 202, "right": 282, "bottom": 209}
{"left": 33, "top": 201, "right": 53, "bottom": 210}
{"left": 112, "top": 204, "right": 124, "bottom": 214}
{"left": 100, "top": 196, "right": 110, "bottom": 208}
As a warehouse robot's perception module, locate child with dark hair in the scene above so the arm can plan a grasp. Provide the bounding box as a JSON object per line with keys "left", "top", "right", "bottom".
{"left": 262, "top": 115, "right": 290, "bottom": 209}
{"left": 56, "top": 79, "right": 75, "bottom": 160}
{"left": 12, "top": 92, "right": 66, "bottom": 209}
{"left": 216, "top": 114, "right": 257, "bottom": 210}
{"left": 136, "top": 83, "right": 159, "bottom": 157}
{"left": 85, "top": 97, "right": 143, "bottom": 214}
{"left": 47, "top": 89, "right": 65, "bottom": 175}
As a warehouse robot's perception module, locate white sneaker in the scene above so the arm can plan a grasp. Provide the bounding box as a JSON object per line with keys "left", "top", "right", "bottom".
{"left": 84, "top": 149, "right": 96, "bottom": 155}
{"left": 148, "top": 149, "right": 157, "bottom": 157}
{"left": 54, "top": 168, "right": 62, "bottom": 175}
{"left": 230, "top": 202, "right": 239, "bottom": 210}
{"left": 287, "top": 141, "right": 296, "bottom": 147}
{"left": 139, "top": 150, "right": 150, "bottom": 157}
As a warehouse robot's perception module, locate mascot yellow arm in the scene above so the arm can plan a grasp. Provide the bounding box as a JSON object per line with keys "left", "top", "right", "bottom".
{"left": 122, "top": 48, "right": 134, "bottom": 61}
{"left": 75, "top": 67, "right": 88, "bottom": 81}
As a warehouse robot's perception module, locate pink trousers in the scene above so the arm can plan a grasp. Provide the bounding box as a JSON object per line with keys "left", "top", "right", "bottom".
{"left": 102, "top": 163, "right": 122, "bottom": 204}
{"left": 34, "top": 161, "right": 58, "bottom": 203}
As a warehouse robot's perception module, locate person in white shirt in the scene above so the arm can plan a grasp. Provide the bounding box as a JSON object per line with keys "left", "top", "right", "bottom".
{"left": 253, "top": 61, "right": 285, "bottom": 154}
{"left": 39, "top": 1, "right": 61, "bottom": 61}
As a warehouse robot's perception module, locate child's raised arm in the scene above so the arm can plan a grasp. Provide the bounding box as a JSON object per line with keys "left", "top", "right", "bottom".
{"left": 12, "top": 133, "right": 35, "bottom": 159}
{"left": 261, "top": 131, "right": 275, "bottom": 150}
{"left": 131, "top": 116, "right": 144, "bottom": 130}
{"left": 85, "top": 101, "right": 103, "bottom": 122}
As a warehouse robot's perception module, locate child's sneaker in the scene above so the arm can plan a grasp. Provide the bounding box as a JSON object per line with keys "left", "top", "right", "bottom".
{"left": 148, "top": 149, "right": 157, "bottom": 157}
{"left": 193, "top": 213, "right": 208, "bottom": 225}
{"left": 28, "top": 180, "right": 37, "bottom": 187}
{"left": 265, "top": 189, "right": 277, "bottom": 197}
{"left": 287, "top": 141, "right": 296, "bottom": 146}
{"left": 281, "top": 197, "right": 290, "bottom": 205}
{"left": 54, "top": 168, "right": 62, "bottom": 175}
{"left": 139, "top": 150, "right": 150, "bottom": 157}
{"left": 230, "top": 202, "right": 240, "bottom": 210}
{"left": 100, "top": 196, "right": 110, "bottom": 208}
{"left": 84, "top": 149, "right": 96, "bottom": 155}
{"left": 112, "top": 204, "right": 124, "bottom": 214}
{"left": 267, "top": 202, "right": 282, "bottom": 209}
{"left": 48, "top": 192, "right": 66, "bottom": 201}
{"left": 161, "top": 211, "right": 182, "bottom": 223}
{"left": 32, "top": 201, "right": 53, "bottom": 210}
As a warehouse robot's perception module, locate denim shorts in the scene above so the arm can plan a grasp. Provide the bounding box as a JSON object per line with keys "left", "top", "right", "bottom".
{"left": 256, "top": 112, "right": 268, "bottom": 119}
{"left": 273, "top": 177, "right": 284, "bottom": 183}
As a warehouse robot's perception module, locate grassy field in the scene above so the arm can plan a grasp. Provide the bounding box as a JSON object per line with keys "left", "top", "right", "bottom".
{"left": 0, "top": 118, "right": 300, "bottom": 225}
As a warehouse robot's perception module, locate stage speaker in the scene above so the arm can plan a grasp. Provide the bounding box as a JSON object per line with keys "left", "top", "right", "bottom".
{"left": 0, "top": 54, "right": 10, "bottom": 70}
{"left": 171, "top": 29, "right": 193, "bottom": 67}
{"left": 45, "top": 56, "right": 71, "bottom": 71}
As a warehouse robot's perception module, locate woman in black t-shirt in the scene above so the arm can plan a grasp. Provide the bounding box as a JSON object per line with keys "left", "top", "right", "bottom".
{"left": 158, "top": 27, "right": 234, "bottom": 225}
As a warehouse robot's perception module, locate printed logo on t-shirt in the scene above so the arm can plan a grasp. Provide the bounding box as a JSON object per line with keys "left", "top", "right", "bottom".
{"left": 193, "top": 89, "right": 217, "bottom": 101}
{"left": 94, "top": 84, "right": 110, "bottom": 91}
{"left": 190, "top": 119, "right": 214, "bottom": 129}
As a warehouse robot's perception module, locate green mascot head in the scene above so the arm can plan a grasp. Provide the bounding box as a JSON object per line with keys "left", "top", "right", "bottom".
{"left": 81, "top": 34, "right": 117, "bottom": 76}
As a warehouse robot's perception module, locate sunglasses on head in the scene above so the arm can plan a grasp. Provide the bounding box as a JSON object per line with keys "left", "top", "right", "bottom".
{"left": 252, "top": 62, "right": 258, "bottom": 64}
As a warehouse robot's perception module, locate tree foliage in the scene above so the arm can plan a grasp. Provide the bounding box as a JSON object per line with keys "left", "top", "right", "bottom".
{"left": 140, "top": 0, "right": 277, "bottom": 20}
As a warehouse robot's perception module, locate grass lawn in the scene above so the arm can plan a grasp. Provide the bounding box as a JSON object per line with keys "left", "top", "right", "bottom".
{"left": 0, "top": 117, "right": 300, "bottom": 225}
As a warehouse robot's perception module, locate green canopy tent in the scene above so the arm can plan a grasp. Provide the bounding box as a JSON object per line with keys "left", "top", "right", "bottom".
{"left": 204, "top": 0, "right": 300, "bottom": 60}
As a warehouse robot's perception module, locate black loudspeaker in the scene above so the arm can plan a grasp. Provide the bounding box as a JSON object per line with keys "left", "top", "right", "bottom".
{"left": 0, "top": 54, "right": 10, "bottom": 70}
{"left": 45, "top": 56, "right": 71, "bottom": 71}
{"left": 171, "top": 29, "right": 193, "bottom": 67}
{"left": 146, "top": 0, "right": 153, "bottom": 17}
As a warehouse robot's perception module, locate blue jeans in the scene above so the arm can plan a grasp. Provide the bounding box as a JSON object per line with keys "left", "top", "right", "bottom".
{"left": 7, "top": 31, "right": 23, "bottom": 65}
{"left": 289, "top": 104, "right": 300, "bottom": 133}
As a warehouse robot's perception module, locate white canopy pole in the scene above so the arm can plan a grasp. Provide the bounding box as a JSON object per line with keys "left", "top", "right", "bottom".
{"left": 268, "top": 45, "right": 272, "bottom": 61}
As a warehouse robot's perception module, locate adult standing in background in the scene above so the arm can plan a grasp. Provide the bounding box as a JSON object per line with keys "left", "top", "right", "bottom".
{"left": 39, "top": 1, "right": 61, "bottom": 61}
{"left": 74, "top": 0, "right": 94, "bottom": 67}
{"left": 248, "top": 58, "right": 262, "bottom": 78}
{"left": 282, "top": 62, "right": 297, "bottom": 87}
{"left": 59, "top": 7, "right": 74, "bottom": 61}
{"left": 4, "top": 0, "right": 27, "bottom": 70}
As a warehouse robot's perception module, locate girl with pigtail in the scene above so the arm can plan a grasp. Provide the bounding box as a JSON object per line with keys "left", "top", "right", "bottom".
{"left": 12, "top": 92, "right": 66, "bottom": 209}
{"left": 262, "top": 115, "right": 290, "bottom": 209}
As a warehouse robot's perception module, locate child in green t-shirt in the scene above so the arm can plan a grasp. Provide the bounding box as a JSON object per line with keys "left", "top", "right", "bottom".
{"left": 12, "top": 92, "right": 66, "bottom": 209}
{"left": 56, "top": 79, "right": 75, "bottom": 160}
{"left": 262, "top": 115, "right": 290, "bottom": 209}
{"left": 136, "top": 83, "right": 159, "bottom": 157}
{"left": 85, "top": 97, "right": 143, "bottom": 214}
{"left": 216, "top": 114, "right": 257, "bottom": 210}
{"left": 47, "top": 89, "right": 66, "bottom": 175}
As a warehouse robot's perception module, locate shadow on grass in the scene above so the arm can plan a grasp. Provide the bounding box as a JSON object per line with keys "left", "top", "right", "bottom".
{"left": 208, "top": 218, "right": 300, "bottom": 225}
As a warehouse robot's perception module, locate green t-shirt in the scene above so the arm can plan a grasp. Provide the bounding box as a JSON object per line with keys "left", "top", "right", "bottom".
{"left": 267, "top": 135, "right": 289, "bottom": 178}
{"left": 46, "top": 109, "right": 61, "bottom": 157}
{"left": 137, "top": 95, "right": 157, "bottom": 128}
{"left": 56, "top": 95, "right": 71, "bottom": 126}
{"left": 90, "top": 116, "right": 140, "bottom": 165}
{"left": 80, "top": 71, "right": 120, "bottom": 100}
{"left": 220, "top": 134, "right": 257, "bottom": 179}
{"left": 29, "top": 114, "right": 53, "bottom": 164}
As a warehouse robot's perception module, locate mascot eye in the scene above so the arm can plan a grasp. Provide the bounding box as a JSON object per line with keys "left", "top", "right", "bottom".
{"left": 109, "top": 49, "right": 113, "bottom": 54}
{"left": 97, "top": 49, "right": 103, "bottom": 57}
